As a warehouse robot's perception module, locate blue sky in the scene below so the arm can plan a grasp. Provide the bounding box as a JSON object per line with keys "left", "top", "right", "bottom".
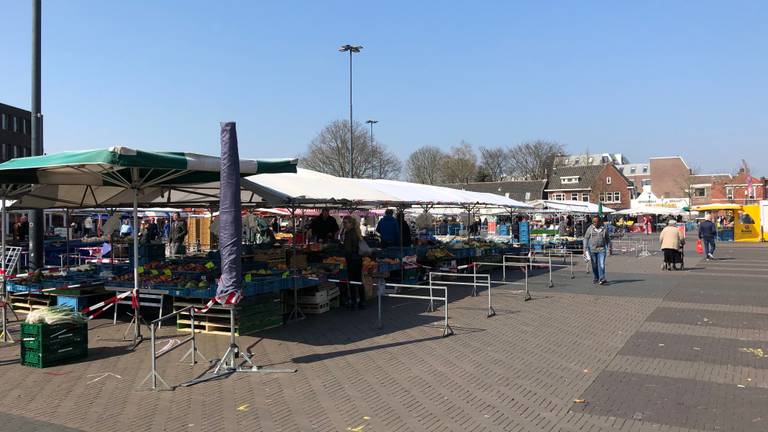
{"left": 1, "top": 1, "right": 766, "bottom": 176}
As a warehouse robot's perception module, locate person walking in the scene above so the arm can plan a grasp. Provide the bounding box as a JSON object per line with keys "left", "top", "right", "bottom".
{"left": 584, "top": 216, "right": 611, "bottom": 285}
{"left": 659, "top": 219, "right": 683, "bottom": 270}
{"left": 169, "top": 212, "right": 188, "bottom": 257}
{"left": 699, "top": 213, "right": 717, "bottom": 260}
{"left": 341, "top": 215, "right": 365, "bottom": 309}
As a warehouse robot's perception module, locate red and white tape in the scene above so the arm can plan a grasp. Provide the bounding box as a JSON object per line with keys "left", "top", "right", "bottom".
{"left": 81, "top": 289, "right": 134, "bottom": 319}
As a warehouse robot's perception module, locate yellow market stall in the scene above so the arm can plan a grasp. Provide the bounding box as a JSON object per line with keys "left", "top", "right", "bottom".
{"left": 692, "top": 203, "right": 764, "bottom": 242}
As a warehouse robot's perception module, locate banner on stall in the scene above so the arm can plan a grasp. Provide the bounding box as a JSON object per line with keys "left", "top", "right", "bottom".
{"left": 735, "top": 204, "right": 761, "bottom": 242}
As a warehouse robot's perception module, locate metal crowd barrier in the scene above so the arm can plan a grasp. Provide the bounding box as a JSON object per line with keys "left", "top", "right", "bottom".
{"left": 141, "top": 305, "right": 207, "bottom": 391}
{"left": 473, "top": 261, "right": 531, "bottom": 307}
{"left": 428, "top": 272, "right": 492, "bottom": 317}
{"left": 503, "top": 254, "right": 554, "bottom": 287}
{"left": 377, "top": 281, "right": 453, "bottom": 337}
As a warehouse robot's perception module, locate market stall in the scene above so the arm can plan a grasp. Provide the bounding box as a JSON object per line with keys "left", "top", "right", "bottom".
{"left": 0, "top": 147, "right": 297, "bottom": 345}
{"left": 691, "top": 203, "right": 764, "bottom": 242}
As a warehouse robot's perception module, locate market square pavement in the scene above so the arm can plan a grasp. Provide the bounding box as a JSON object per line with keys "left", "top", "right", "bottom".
{"left": 1, "top": 235, "right": 767, "bottom": 432}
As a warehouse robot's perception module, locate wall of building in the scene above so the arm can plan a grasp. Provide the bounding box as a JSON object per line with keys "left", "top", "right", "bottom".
{"left": 649, "top": 157, "right": 690, "bottom": 198}
{"left": 591, "top": 164, "right": 632, "bottom": 209}
{"left": 0, "top": 103, "right": 32, "bottom": 163}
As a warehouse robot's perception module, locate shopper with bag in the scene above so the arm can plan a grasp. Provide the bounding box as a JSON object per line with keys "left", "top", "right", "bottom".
{"left": 698, "top": 213, "right": 717, "bottom": 260}
{"left": 584, "top": 216, "right": 611, "bottom": 285}
{"left": 342, "top": 215, "right": 366, "bottom": 309}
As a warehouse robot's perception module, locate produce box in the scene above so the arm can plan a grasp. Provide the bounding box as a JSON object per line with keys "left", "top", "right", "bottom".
{"left": 20, "top": 321, "right": 88, "bottom": 368}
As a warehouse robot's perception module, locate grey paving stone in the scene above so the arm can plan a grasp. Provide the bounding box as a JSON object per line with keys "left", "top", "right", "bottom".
{"left": 646, "top": 306, "right": 768, "bottom": 330}
{"left": 571, "top": 371, "right": 768, "bottom": 432}
{"left": 618, "top": 331, "right": 768, "bottom": 369}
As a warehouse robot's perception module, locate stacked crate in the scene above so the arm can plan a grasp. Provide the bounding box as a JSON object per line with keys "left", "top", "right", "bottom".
{"left": 174, "top": 293, "right": 282, "bottom": 336}
{"left": 20, "top": 322, "right": 88, "bottom": 368}
{"left": 286, "top": 283, "right": 340, "bottom": 314}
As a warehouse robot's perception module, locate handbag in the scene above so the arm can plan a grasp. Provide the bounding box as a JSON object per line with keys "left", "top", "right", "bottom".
{"left": 695, "top": 239, "right": 703, "bottom": 255}
{"left": 358, "top": 238, "right": 372, "bottom": 256}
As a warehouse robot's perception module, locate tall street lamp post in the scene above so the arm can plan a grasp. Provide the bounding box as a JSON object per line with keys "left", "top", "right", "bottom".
{"left": 338, "top": 44, "right": 362, "bottom": 178}
{"left": 30, "top": 0, "right": 44, "bottom": 271}
{"left": 366, "top": 119, "right": 378, "bottom": 146}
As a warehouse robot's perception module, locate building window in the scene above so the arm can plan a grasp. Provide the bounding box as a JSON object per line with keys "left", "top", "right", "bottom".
{"left": 641, "top": 179, "right": 651, "bottom": 186}
{"left": 606, "top": 176, "right": 612, "bottom": 185}
{"left": 551, "top": 193, "right": 566, "bottom": 201}
{"left": 560, "top": 176, "right": 580, "bottom": 184}
{"left": 573, "top": 159, "right": 580, "bottom": 165}
{"left": 726, "top": 186, "right": 734, "bottom": 200}
{"left": 571, "top": 192, "right": 579, "bottom": 201}
{"left": 12, "top": 116, "right": 19, "bottom": 133}
{"left": 642, "top": 166, "right": 648, "bottom": 173}
{"left": 599, "top": 192, "right": 621, "bottom": 204}
{"left": 693, "top": 188, "right": 706, "bottom": 197}
{"left": 630, "top": 167, "right": 636, "bottom": 174}
{"left": 1, "top": 114, "right": 7, "bottom": 130}
{"left": 581, "top": 193, "right": 589, "bottom": 202}
{"left": 524, "top": 192, "right": 531, "bottom": 200}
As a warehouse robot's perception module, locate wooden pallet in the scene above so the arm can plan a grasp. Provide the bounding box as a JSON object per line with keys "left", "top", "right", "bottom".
{"left": 173, "top": 297, "right": 282, "bottom": 335}
{"left": 10, "top": 293, "right": 54, "bottom": 315}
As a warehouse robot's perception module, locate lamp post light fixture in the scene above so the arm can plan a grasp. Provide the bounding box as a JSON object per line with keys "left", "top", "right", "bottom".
{"left": 366, "top": 119, "right": 378, "bottom": 146}
{"left": 339, "top": 44, "right": 363, "bottom": 178}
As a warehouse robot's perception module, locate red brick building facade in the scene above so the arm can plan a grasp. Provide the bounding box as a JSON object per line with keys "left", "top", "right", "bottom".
{"left": 689, "top": 171, "right": 766, "bottom": 206}
{"left": 545, "top": 164, "right": 633, "bottom": 209}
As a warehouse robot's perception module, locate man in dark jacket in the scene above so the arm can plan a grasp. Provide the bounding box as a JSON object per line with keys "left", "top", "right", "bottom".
{"left": 699, "top": 213, "right": 717, "bottom": 260}
{"left": 376, "top": 209, "right": 400, "bottom": 248}
{"left": 169, "top": 212, "right": 188, "bottom": 257}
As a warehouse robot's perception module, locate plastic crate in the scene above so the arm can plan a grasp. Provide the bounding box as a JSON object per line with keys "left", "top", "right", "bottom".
{"left": 21, "top": 344, "right": 88, "bottom": 368}
{"left": 20, "top": 322, "right": 88, "bottom": 368}
{"left": 21, "top": 322, "right": 87, "bottom": 352}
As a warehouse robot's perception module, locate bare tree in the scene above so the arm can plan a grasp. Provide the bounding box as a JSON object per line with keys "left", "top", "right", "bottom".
{"left": 507, "top": 140, "right": 564, "bottom": 180}
{"left": 478, "top": 146, "right": 507, "bottom": 182}
{"left": 369, "top": 144, "right": 402, "bottom": 180}
{"left": 406, "top": 146, "right": 446, "bottom": 184}
{"left": 441, "top": 141, "right": 477, "bottom": 184}
{"left": 301, "top": 120, "right": 401, "bottom": 179}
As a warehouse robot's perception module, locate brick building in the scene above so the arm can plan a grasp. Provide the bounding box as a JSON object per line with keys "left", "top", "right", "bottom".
{"left": 618, "top": 156, "right": 691, "bottom": 199}
{"left": 0, "top": 102, "right": 32, "bottom": 163}
{"left": 688, "top": 172, "right": 765, "bottom": 206}
{"left": 545, "top": 164, "right": 634, "bottom": 209}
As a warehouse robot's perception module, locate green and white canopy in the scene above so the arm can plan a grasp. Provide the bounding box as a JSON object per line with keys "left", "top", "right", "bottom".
{"left": 0, "top": 147, "right": 297, "bottom": 208}
{"left": 0, "top": 146, "right": 297, "bottom": 187}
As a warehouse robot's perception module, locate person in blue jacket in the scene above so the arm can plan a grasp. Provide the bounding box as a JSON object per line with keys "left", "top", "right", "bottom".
{"left": 698, "top": 213, "right": 717, "bottom": 260}
{"left": 376, "top": 209, "right": 400, "bottom": 248}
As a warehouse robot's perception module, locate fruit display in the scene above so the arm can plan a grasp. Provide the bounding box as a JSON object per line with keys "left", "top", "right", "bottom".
{"left": 426, "top": 248, "right": 453, "bottom": 260}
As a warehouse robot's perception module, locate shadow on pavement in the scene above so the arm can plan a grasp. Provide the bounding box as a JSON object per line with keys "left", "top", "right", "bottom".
{"left": 290, "top": 335, "right": 443, "bottom": 364}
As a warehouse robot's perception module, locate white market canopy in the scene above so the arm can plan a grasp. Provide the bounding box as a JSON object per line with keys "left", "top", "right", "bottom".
{"left": 614, "top": 206, "right": 685, "bottom": 216}
{"left": 528, "top": 200, "right": 615, "bottom": 214}
{"left": 241, "top": 169, "right": 532, "bottom": 209}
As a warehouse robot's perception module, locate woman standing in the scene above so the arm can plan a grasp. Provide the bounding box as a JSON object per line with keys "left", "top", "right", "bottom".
{"left": 341, "top": 215, "right": 365, "bottom": 309}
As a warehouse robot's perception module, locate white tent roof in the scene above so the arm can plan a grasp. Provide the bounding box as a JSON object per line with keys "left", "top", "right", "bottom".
{"left": 7, "top": 168, "right": 532, "bottom": 210}
{"left": 244, "top": 169, "right": 531, "bottom": 208}
{"left": 614, "top": 206, "right": 684, "bottom": 216}
{"left": 529, "top": 200, "right": 615, "bottom": 214}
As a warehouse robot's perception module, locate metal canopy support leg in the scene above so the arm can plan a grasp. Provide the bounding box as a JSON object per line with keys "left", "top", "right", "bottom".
{"left": 287, "top": 207, "right": 304, "bottom": 322}
{"left": 0, "top": 196, "right": 13, "bottom": 344}
{"left": 127, "top": 187, "right": 145, "bottom": 350}
{"left": 181, "top": 307, "right": 296, "bottom": 387}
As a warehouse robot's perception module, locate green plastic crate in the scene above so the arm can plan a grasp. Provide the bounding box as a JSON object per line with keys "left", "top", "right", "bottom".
{"left": 21, "top": 344, "right": 88, "bottom": 368}
{"left": 20, "top": 322, "right": 88, "bottom": 367}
